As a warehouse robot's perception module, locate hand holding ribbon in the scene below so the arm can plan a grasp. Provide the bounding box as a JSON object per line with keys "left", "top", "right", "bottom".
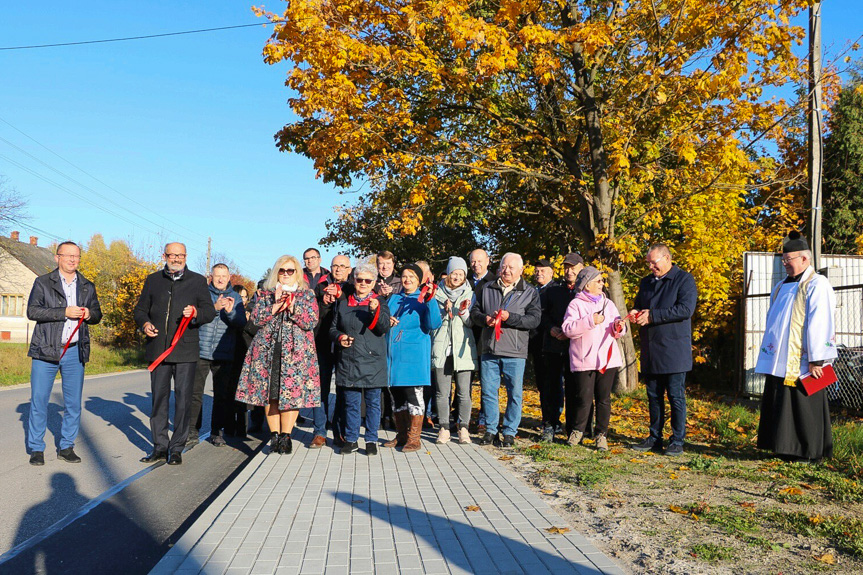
{"left": 493, "top": 309, "right": 504, "bottom": 341}
{"left": 418, "top": 281, "right": 437, "bottom": 303}
{"left": 59, "top": 312, "right": 86, "bottom": 360}
{"left": 148, "top": 313, "right": 194, "bottom": 372}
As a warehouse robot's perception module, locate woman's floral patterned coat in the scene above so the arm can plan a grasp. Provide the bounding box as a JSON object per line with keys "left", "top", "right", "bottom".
{"left": 235, "top": 289, "right": 321, "bottom": 410}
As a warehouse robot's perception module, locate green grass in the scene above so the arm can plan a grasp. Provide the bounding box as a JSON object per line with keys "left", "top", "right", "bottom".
{"left": 0, "top": 342, "right": 145, "bottom": 386}
{"left": 690, "top": 543, "right": 735, "bottom": 562}
{"left": 765, "top": 509, "right": 863, "bottom": 557}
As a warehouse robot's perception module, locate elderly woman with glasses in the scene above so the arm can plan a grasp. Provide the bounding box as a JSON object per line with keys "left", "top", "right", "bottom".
{"left": 385, "top": 263, "right": 442, "bottom": 452}
{"left": 329, "top": 262, "right": 392, "bottom": 455}
{"left": 236, "top": 255, "right": 321, "bottom": 455}
{"left": 560, "top": 266, "right": 626, "bottom": 451}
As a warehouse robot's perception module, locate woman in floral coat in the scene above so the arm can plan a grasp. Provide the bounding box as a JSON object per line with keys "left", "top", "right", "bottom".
{"left": 236, "top": 255, "right": 320, "bottom": 454}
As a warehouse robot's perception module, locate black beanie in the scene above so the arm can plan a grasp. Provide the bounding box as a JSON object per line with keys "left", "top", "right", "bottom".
{"left": 400, "top": 263, "right": 424, "bottom": 283}
{"left": 782, "top": 230, "right": 810, "bottom": 254}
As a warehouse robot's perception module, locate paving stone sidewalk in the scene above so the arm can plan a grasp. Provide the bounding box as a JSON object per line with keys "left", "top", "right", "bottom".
{"left": 150, "top": 425, "right": 624, "bottom": 575}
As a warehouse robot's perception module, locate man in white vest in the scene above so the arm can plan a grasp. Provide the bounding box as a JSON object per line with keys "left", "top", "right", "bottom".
{"left": 755, "top": 231, "right": 836, "bottom": 462}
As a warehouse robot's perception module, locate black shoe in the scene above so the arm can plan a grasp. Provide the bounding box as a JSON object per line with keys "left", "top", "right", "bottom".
{"left": 167, "top": 452, "right": 183, "bottom": 465}
{"left": 269, "top": 433, "right": 281, "bottom": 454}
{"left": 57, "top": 447, "right": 82, "bottom": 463}
{"left": 665, "top": 444, "right": 684, "bottom": 457}
{"left": 631, "top": 437, "right": 663, "bottom": 453}
{"left": 278, "top": 433, "right": 293, "bottom": 455}
{"left": 140, "top": 451, "right": 168, "bottom": 463}
{"left": 366, "top": 443, "right": 378, "bottom": 456}
{"left": 333, "top": 435, "right": 346, "bottom": 448}
{"left": 209, "top": 433, "right": 226, "bottom": 447}
{"left": 341, "top": 441, "right": 358, "bottom": 455}
{"left": 540, "top": 425, "right": 554, "bottom": 443}
{"left": 479, "top": 432, "right": 496, "bottom": 446}
{"left": 29, "top": 451, "right": 44, "bottom": 466}
{"left": 186, "top": 433, "right": 199, "bottom": 448}
{"left": 502, "top": 435, "right": 515, "bottom": 448}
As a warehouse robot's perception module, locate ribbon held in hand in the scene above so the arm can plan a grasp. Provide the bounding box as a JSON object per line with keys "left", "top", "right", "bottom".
{"left": 493, "top": 309, "right": 504, "bottom": 341}
{"left": 148, "top": 314, "right": 194, "bottom": 372}
{"left": 347, "top": 294, "right": 381, "bottom": 329}
{"left": 277, "top": 292, "right": 296, "bottom": 314}
{"left": 59, "top": 314, "right": 85, "bottom": 360}
{"left": 418, "top": 281, "right": 437, "bottom": 303}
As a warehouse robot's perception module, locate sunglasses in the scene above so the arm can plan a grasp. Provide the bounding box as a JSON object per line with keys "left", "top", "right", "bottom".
{"left": 278, "top": 268, "right": 296, "bottom": 275}
{"left": 355, "top": 277, "right": 375, "bottom": 285}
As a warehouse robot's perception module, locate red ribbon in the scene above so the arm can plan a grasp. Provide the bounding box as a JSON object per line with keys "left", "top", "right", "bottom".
{"left": 59, "top": 315, "right": 85, "bottom": 360}
{"left": 148, "top": 313, "right": 194, "bottom": 372}
{"left": 599, "top": 320, "right": 624, "bottom": 374}
{"left": 276, "top": 292, "right": 297, "bottom": 314}
{"left": 418, "top": 281, "right": 437, "bottom": 303}
{"left": 348, "top": 293, "right": 381, "bottom": 329}
{"left": 493, "top": 309, "right": 504, "bottom": 341}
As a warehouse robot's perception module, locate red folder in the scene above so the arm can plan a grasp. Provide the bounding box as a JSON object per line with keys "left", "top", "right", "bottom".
{"left": 798, "top": 364, "right": 837, "bottom": 396}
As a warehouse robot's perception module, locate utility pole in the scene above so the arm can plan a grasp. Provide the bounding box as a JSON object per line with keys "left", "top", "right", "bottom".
{"left": 206, "top": 237, "right": 212, "bottom": 274}
{"left": 807, "top": 1, "right": 823, "bottom": 269}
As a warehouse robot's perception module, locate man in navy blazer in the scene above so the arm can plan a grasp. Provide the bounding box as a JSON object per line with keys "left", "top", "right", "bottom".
{"left": 629, "top": 244, "right": 697, "bottom": 456}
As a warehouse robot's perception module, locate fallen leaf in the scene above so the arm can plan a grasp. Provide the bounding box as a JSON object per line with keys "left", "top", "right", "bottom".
{"left": 542, "top": 489, "right": 555, "bottom": 494}
{"left": 669, "top": 505, "right": 689, "bottom": 515}
{"left": 678, "top": 466, "right": 690, "bottom": 471}
{"left": 465, "top": 505, "right": 481, "bottom": 512}
{"left": 630, "top": 458, "right": 646, "bottom": 464}
{"left": 814, "top": 553, "right": 836, "bottom": 565}
{"left": 669, "top": 473, "right": 678, "bottom": 480}
{"left": 809, "top": 514, "right": 825, "bottom": 525}
{"left": 739, "top": 502, "right": 756, "bottom": 508}
{"left": 527, "top": 444, "right": 542, "bottom": 450}
{"left": 610, "top": 448, "right": 624, "bottom": 454}
{"left": 545, "top": 526, "right": 570, "bottom": 534}
{"left": 779, "top": 486, "right": 804, "bottom": 496}
{"left": 499, "top": 455, "right": 514, "bottom": 461}
{"left": 800, "top": 483, "right": 826, "bottom": 491}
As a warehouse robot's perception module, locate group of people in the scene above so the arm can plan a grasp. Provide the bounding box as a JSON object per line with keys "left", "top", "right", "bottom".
{"left": 24, "top": 231, "right": 837, "bottom": 467}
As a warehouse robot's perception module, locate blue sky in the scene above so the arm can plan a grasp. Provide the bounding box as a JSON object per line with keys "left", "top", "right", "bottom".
{"left": 1, "top": 1, "right": 861, "bottom": 279}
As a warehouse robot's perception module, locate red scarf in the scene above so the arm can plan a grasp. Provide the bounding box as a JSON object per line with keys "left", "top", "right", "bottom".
{"left": 348, "top": 293, "right": 381, "bottom": 329}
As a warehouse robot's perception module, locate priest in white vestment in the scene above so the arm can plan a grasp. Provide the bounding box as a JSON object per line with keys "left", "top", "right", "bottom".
{"left": 755, "top": 231, "right": 836, "bottom": 461}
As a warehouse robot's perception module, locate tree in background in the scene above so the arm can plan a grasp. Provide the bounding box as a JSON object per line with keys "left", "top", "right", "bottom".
{"left": 823, "top": 68, "right": 863, "bottom": 254}
{"left": 0, "top": 175, "right": 28, "bottom": 233}
{"left": 258, "top": 0, "right": 821, "bottom": 390}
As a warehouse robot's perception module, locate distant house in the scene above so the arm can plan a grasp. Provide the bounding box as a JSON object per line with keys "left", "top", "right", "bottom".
{"left": 0, "top": 231, "right": 56, "bottom": 343}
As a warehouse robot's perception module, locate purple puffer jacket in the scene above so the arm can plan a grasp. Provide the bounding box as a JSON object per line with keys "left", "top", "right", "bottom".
{"left": 561, "top": 292, "right": 626, "bottom": 372}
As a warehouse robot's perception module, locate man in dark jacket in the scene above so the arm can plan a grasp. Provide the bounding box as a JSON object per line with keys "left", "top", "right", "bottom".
{"left": 26, "top": 241, "right": 102, "bottom": 466}
{"left": 529, "top": 258, "right": 557, "bottom": 406}
{"left": 134, "top": 242, "right": 216, "bottom": 465}
{"left": 303, "top": 247, "right": 330, "bottom": 288}
{"left": 630, "top": 244, "right": 697, "bottom": 456}
{"left": 189, "top": 263, "right": 246, "bottom": 447}
{"left": 468, "top": 248, "right": 495, "bottom": 432}
{"left": 374, "top": 250, "right": 401, "bottom": 298}
{"left": 310, "top": 254, "right": 354, "bottom": 447}
{"left": 471, "top": 252, "right": 542, "bottom": 447}
{"left": 539, "top": 253, "right": 584, "bottom": 442}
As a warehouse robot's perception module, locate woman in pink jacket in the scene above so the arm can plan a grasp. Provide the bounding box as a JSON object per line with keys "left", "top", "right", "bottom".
{"left": 561, "top": 266, "right": 626, "bottom": 451}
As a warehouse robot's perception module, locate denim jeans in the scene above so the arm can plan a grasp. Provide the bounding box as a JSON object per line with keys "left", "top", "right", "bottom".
{"left": 645, "top": 372, "right": 687, "bottom": 447}
{"left": 341, "top": 387, "right": 382, "bottom": 443}
{"left": 480, "top": 354, "right": 526, "bottom": 437}
{"left": 312, "top": 351, "right": 334, "bottom": 437}
{"left": 28, "top": 353, "right": 86, "bottom": 452}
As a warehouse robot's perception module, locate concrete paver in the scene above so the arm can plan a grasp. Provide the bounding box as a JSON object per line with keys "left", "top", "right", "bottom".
{"left": 150, "top": 425, "right": 621, "bottom": 574}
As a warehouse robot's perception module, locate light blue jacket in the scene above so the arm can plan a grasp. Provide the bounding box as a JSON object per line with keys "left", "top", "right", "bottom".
{"left": 387, "top": 290, "right": 442, "bottom": 386}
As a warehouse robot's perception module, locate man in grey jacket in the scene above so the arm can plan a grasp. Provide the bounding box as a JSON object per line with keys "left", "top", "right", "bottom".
{"left": 470, "top": 253, "right": 541, "bottom": 447}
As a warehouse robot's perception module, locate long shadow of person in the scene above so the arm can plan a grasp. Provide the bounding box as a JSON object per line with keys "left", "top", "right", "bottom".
{"left": 7, "top": 473, "right": 90, "bottom": 574}
{"left": 16, "top": 401, "right": 65, "bottom": 454}
{"left": 329, "top": 491, "right": 601, "bottom": 574}
{"left": 123, "top": 391, "right": 213, "bottom": 451}
{"left": 83, "top": 397, "right": 152, "bottom": 452}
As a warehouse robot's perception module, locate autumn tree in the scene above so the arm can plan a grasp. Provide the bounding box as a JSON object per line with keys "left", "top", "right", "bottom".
{"left": 257, "top": 0, "right": 815, "bottom": 390}
{"left": 0, "top": 175, "right": 28, "bottom": 233}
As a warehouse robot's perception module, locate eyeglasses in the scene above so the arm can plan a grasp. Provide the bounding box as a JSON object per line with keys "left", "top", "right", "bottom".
{"left": 57, "top": 253, "right": 81, "bottom": 260}
{"left": 780, "top": 255, "right": 804, "bottom": 265}
{"left": 332, "top": 264, "right": 350, "bottom": 269}
{"left": 278, "top": 268, "right": 296, "bottom": 275}
{"left": 303, "top": 255, "right": 320, "bottom": 261}
{"left": 591, "top": 277, "right": 605, "bottom": 284}
{"left": 646, "top": 254, "right": 668, "bottom": 267}
{"left": 355, "top": 277, "right": 375, "bottom": 285}
{"left": 165, "top": 253, "right": 186, "bottom": 259}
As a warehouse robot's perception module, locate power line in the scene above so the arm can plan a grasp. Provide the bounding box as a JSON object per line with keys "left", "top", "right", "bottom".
{"left": 3, "top": 216, "right": 65, "bottom": 244}
{"left": 0, "top": 23, "right": 267, "bottom": 51}
{"left": 0, "top": 116, "right": 210, "bottom": 242}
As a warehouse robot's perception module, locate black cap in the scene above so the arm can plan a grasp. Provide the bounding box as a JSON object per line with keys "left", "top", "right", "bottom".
{"left": 782, "top": 230, "right": 810, "bottom": 254}
{"left": 563, "top": 252, "right": 584, "bottom": 266}
{"left": 400, "top": 263, "right": 424, "bottom": 282}
{"left": 535, "top": 258, "right": 553, "bottom": 269}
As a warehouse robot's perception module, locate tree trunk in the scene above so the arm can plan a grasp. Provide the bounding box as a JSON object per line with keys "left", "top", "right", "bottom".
{"left": 606, "top": 268, "right": 639, "bottom": 393}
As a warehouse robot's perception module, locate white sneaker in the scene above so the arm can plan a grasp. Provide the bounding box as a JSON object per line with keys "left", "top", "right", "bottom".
{"left": 436, "top": 428, "right": 451, "bottom": 444}
{"left": 567, "top": 430, "right": 584, "bottom": 447}
{"left": 458, "top": 427, "right": 470, "bottom": 444}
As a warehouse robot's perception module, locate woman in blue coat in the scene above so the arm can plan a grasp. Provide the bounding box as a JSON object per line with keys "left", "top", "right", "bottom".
{"left": 385, "top": 263, "right": 442, "bottom": 452}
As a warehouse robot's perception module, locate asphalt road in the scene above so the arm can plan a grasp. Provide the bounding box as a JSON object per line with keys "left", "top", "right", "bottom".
{"left": 0, "top": 370, "right": 263, "bottom": 575}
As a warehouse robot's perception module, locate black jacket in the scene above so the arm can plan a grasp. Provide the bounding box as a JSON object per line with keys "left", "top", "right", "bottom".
{"left": 27, "top": 269, "right": 102, "bottom": 363}
{"left": 133, "top": 267, "right": 217, "bottom": 363}
{"left": 529, "top": 280, "right": 559, "bottom": 352}
{"left": 542, "top": 282, "right": 578, "bottom": 354}
{"left": 329, "top": 296, "right": 391, "bottom": 388}
{"left": 313, "top": 275, "right": 355, "bottom": 345}
{"left": 633, "top": 264, "right": 698, "bottom": 375}
{"left": 470, "top": 278, "right": 542, "bottom": 359}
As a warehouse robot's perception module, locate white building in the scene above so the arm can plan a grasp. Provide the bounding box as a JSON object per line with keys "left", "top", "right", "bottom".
{"left": 0, "top": 231, "right": 56, "bottom": 343}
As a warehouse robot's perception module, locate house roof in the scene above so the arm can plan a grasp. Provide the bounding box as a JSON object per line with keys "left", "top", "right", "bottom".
{"left": 0, "top": 236, "right": 56, "bottom": 276}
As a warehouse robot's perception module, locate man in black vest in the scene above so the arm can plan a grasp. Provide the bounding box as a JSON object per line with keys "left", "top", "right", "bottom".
{"left": 134, "top": 242, "right": 216, "bottom": 465}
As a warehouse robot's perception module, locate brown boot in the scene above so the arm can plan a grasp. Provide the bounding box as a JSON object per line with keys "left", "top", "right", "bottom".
{"left": 402, "top": 414, "right": 423, "bottom": 453}
{"left": 383, "top": 411, "right": 407, "bottom": 448}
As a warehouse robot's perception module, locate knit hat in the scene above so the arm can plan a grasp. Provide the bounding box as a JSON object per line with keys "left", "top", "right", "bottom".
{"left": 563, "top": 252, "right": 584, "bottom": 267}
{"left": 400, "top": 263, "right": 424, "bottom": 282}
{"left": 534, "top": 258, "right": 553, "bottom": 269}
{"left": 782, "top": 230, "right": 810, "bottom": 253}
{"left": 574, "top": 266, "right": 601, "bottom": 293}
{"left": 446, "top": 256, "right": 468, "bottom": 275}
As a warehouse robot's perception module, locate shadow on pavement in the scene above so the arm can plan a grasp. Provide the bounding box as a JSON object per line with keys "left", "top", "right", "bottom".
{"left": 84, "top": 396, "right": 152, "bottom": 452}
{"left": 16, "top": 402, "right": 65, "bottom": 453}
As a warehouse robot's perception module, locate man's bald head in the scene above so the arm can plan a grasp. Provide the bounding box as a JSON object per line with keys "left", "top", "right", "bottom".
{"left": 469, "top": 249, "right": 490, "bottom": 277}
{"left": 163, "top": 242, "right": 187, "bottom": 273}
{"left": 331, "top": 254, "right": 352, "bottom": 282}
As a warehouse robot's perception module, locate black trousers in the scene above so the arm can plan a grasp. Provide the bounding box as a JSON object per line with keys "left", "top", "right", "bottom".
{"left": 540, "top": 352, "right": 567, "bottom": 427}
{"left": 150, "top": 362, "right": 196, "bottom": 454}
{"left": 568, "top": 368, "right": 617, "bottom": 436}
{"left": 191, "top": 359, "right": 235, "bottom": 436}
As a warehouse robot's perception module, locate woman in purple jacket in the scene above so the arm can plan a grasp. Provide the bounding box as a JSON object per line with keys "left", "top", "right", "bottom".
{"left": 561, "top": 267, "right": 626, "bottom": 451}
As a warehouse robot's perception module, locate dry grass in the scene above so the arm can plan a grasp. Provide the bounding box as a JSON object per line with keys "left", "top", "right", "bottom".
{"left": 0, "top": 342, "right": 145, "bottom": 386}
